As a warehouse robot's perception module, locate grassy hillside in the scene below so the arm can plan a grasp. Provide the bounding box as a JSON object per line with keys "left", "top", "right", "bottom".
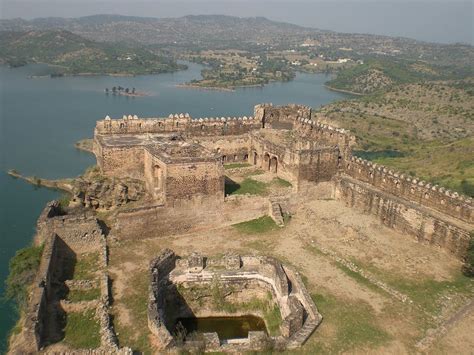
{"left": 325, "top": 58, "right": 469, "bottom": 95}
{"left": 0, "top": 30, "right": 184, "bottom": 75}
{"left": 319, "top": 79, "right": 474, "bottom": 196}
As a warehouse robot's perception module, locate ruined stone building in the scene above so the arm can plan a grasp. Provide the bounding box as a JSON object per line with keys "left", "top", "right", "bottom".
{"left": 93, "top": 104, "right": 473, "bottom": 258}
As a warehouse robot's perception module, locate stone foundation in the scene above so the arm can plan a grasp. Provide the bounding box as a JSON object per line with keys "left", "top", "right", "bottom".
{"left": 147, "top": 250, "right": 322, "bottom": 352}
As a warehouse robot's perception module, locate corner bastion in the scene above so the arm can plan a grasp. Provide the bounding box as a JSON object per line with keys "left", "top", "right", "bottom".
{"left": 147, "top": 249, "right": 321, "bottom": 352}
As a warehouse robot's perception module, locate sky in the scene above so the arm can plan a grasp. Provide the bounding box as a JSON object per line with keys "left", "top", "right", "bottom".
{"left": 0, "top": 0, "right": 472, "bottom": 44}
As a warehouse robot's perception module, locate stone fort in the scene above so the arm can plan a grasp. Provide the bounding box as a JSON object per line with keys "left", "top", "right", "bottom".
{"left": 94, "top": 104, "right": 472, "bottom": 258}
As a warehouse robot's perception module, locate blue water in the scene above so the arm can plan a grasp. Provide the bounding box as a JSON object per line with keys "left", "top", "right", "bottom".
{"left": 0, "top": 62, "right": 347, "bottom": 352}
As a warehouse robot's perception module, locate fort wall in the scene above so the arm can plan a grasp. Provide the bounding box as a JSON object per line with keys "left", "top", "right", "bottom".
{"left": 113, "top": 194, "right": 269, "bottom": 240}
{"left": 165, "top": 161, "right": 224, "bottom": 205}
{"left": 342, "top": 157, "right": 473, "bottom": 224}
{"left": 21, "top": 233, "right": 59, "bottom": 352}
{"left": 95, "top": 114, "right": 260, "bottom": 137}
{"left": 254, "top": 103, "right": 311, "bottom": 130}
{"left": 294, "top": 118, "right": 355, "bottom": 159}
{"left": 298, "top": 147, "right": 341, "bottom": 185}
{"left": 196, "top": 135, "right": 251, "bottom": 163}
{"left": 36, "top": 202, "right": 105, "bottom": 253}
{"left": 335, "top": 176, "right": 471, "bottom": 258}
{"left": 94, "top": 144, "right": 145, "bottom": 180}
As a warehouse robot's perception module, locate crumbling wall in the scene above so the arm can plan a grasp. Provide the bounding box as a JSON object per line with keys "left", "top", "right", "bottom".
{"left": 36, "top": 202, "right": 104, "bottom": 253}
{"left": 113, "top": 195, "right": 269, "bottom": 240}
{"left": 249, "top": 134, "right": 300, "bottom": 185}
{"left": 148, "top": 249, "right": 177, "bottom": 349}
{"left": 21, "top": 234, "right": 59, "bottom": 352}
{"left": 196, "top": 135, "right": 251, "bottom": 163}
{"left": 254, "top": 103, "right": 311, "bottom": 130}
{"left": 336, "top": 176, "right": 471, "bottom": 258}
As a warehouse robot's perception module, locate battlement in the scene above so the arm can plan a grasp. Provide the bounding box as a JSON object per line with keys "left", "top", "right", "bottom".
{"left": 344, "top": 156, "right": 473, "bottom": 223}
{"left": 293, "top": 117, "right": 356, "bottom": 159}
{"left": 95, "top": 113, "right": 260, "bottom": 136}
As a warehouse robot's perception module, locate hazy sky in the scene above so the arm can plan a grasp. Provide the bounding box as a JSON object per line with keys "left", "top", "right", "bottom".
{"left": 0, "top": 0, "right": 472, "bottom": 44}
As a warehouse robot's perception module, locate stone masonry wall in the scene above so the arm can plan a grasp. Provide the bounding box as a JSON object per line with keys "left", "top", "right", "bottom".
{"left": 298, "top": 147, "right": 341, "bottom": 184}
{"left": 36, "top": 202, "right": 104, "bottom": 253}
{"left": 343, "top": 156, "right": 473, "bottom": 223}
{"left": 113, "top": 194, "right": 268, "bottom": 240}
{"left": 148, "top": 249, "right": 177, "bottom": 349}
{"left": 254, "top": 103, "right": 311, "bottom": 130}
{"left": 94, "top": 144, "right": 145, "bottom": 180}
{"left": 165, "top": 161, "right": 224, "bottom": 206}
{"left": 21, "top": 234, "right": 59, "bottom": 352}
{"left": 95, "top": 115, "right": 261, "bottom": 137}
{"left": 294, "top": 119, "right": 355, "bottom": 159}
{"left": 196, "top": 135, "right": 251, "bottom": 163}
{"left": 336, "top": 176, "right": 471, "bottom": 259}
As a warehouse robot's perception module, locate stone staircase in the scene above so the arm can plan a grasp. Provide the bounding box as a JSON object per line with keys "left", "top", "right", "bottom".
{"left": 286, "top": 318, "right": 321, "bottom": 349}
{"left": 269, "top": 200, "right": 285, "bottom": 227}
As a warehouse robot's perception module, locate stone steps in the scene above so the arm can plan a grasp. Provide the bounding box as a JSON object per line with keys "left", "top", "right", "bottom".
{"left": 286, "top": 318, "right": 320, "bottom": 349}
{"left": 269, "top": 201, "right": 285, "bottom": 227}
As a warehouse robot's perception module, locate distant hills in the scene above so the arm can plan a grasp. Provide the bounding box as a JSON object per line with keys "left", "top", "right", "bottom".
{"left": 0, "top": 29, "right": 184, "bottom": 75}
{"left": 0, "top": 14, "right": 319, "bottom": 47}
{"left": 1, "top": 14, "right": 472, "bottom": 66}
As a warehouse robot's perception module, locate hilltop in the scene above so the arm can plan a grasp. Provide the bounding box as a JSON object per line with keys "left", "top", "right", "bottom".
{"left": 0, "top": 30, "right": 184, "bottom": 75}
{"left": 318, "top": 79, "right": 474, "bottom": 195}
{"left": 0, "top": 14, "right": 472, "bottom": 66}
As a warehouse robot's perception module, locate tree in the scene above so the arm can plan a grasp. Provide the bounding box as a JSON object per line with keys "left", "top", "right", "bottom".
{"left": 105, "top": 88, "right": 109, "bottom": 94}
{"left": 112, "top": 86, "right": 117, "bottom": 94}
{"left": 125, "top": 88, "right": 130, "bottom": 94}
{"left": 132, "top": 87, "right": 136, "bottom": 94}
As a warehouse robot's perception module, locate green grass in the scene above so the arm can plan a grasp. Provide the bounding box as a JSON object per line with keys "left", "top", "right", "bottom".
{"left": 73, "top": 253, "right": 99, "bottom": 280}
{"left": 225, "top": 177, "right": 268, "bottom": 195}
{"left": 224, "top": 162, "right": 251, "bottom": 170}
{"left": 272, "top": 177, "right": 292, "bottom": 187}
{"left": 67, "top": 288, "right": 101, "bottom": 302}
{"left": 375, "top": 271, "right": 473, "bottom": 315}
{"left": 233, "top": 216, "right": 278, "bottom": 234}
{"left": 63, "top": 309, "right": 100, "bottom": 349}
{"left": 58, "top": 193, "right": 71, "bottom": 209}
{"left": 114, "top": 273, "right": 152, "bottom": 353}
{"left": 5, "top": 244, "right": 44, "bottom": 308}
{"left": 311, "top": 292, "right": 390, "bottom": 352}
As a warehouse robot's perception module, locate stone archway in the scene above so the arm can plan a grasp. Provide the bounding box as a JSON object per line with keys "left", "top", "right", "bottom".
{"left": 270, "top": 156, "right": 278, "bottom": 173}
{"left": 264, "top": 153, "right": 271, "bottom": 170}
{"left": 153, "top": 165, "right": 163, "bottom": 191}
{"left": 253, "top": 152, "right": 259, "bottom": 165}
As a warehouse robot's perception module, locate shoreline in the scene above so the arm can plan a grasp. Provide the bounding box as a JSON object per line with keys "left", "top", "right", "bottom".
{"left": 7, "top": 170, "right": 73, "bottom": 193}
{"left": 175, "top": 83, "right": 236, "bottom": 92}
{"left": 324, "top": 84, "right": 365, "bottom": 96}
{"left": 74, "top": 139, "right": 94, "bottom": 154}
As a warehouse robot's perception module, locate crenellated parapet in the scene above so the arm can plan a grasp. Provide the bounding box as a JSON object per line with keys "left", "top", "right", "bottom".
{"left": 95, "top": 113, "right": 260, "bottom": 136}
{"left": 293, "top": 117, "right": 356, "bottom": 159}
{"left": 343, "top": 156, "right": 473, "bottom": 223}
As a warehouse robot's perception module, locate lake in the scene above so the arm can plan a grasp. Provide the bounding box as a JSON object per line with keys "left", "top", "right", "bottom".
{"left": 0, "top": 61, "right": 347, "bottom": 351}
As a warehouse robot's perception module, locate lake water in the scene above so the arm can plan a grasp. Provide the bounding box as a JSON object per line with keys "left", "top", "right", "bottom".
{"left": 0, "top": 62, "right": 347, "bottom": 352}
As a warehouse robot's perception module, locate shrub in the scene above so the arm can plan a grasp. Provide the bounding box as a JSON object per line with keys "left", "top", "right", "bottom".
{"left": 5, "top": 244, "right": 44, "bottom": 309}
